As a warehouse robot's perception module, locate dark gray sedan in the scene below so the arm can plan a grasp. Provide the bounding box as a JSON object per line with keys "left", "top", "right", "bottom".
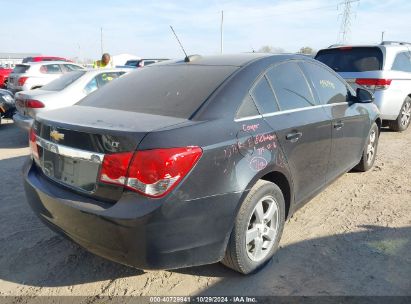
{"left": 24, "top": 54, "right": 380, "bottom": 274}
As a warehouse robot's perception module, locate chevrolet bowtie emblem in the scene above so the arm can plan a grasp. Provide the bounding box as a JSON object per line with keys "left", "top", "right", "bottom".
{"left": 50, "top": 130, "right": 64, "bottom": 142}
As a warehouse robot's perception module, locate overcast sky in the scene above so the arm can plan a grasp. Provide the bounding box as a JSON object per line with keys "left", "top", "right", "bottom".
{"left": 1, "top": 0, "right": 409, "bottom": 60}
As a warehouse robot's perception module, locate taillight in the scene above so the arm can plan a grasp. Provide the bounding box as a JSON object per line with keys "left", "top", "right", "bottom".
{"left": 339, "top": 46, "right": 353, "bottom": 51}
{"left": 99, "top": 147, "right": 203, "bottom": 198}
{"left": 355, "top": 78, "right": 392, "bottom": 90}
{"left": 18, "top": 76, "right": 28, "bottom": 86}
{"left": 29, "top": 128, "right": 39, "bottom": 159}
{"left": 26, "top": 99, "right": 45, "bottom": 108}
{"left": 100, "top": 152, "right": 134, "bottom": 185}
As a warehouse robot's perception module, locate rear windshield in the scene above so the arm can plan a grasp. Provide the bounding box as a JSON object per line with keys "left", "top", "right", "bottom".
{"left": 315, "top": 47, "right": 383, "bottom": 72}
{"left": 41, "top": 71, "right": 86, "bottom": 91}
{"left": 78, "top": 65, "right": 237, "bottom": 118}
{"left": 13, "top": 64, "right": 30, "bottom": 74}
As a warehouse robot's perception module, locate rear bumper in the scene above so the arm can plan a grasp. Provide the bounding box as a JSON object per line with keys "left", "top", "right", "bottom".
{"left": 13, "top": 113, "right": 33, "bottom": 131}
{"left": 23, "top": 159, "right": 240, "bottom": 270}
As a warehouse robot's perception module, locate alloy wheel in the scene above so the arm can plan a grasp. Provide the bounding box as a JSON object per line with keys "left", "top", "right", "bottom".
{"left": 366, "top": 129, "right": 377, "bottom": 165}
{"left": 246, "top": 195, "right": 279, "bottom": 262}
{"left": 400, "top": 101, "right": 411, "bottom": 127}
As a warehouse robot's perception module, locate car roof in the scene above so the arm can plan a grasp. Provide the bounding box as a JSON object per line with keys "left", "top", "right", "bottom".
{"left": 82, "top": 68, "right": 132, "bottom": 74}
{"left": 321, "top": 44, "right": 410, "bottom": 52}
{"left": 150, "top": 53, "right": 303, "bottom": 68}
{"left": 18, "top": 61, "right": 82, "bottom": 66}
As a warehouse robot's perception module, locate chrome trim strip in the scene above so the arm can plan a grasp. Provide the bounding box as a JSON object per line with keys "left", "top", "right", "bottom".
{"left": 36, "top": 137, "right": 105, "bottom": 163}
{"left": 262, "top": 105, "right": 324, "bottom": 117}
{"left": 235, "top": 102, "right": 350, "bottom": 122}
{"left": 234, "top": 115, "right": 263, "bottom": 122}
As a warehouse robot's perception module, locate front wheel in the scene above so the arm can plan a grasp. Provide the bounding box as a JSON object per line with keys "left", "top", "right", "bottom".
{"left": 354, "top": 122, "right": 379, "bottom": 172}
{"left": 388, "top": 97, "right": 411, "bottom": 132}
{"left": 221, "top": 180, "right": 285, "bottom": 274}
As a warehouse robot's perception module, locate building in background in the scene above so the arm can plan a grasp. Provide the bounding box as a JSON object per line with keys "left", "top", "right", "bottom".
{"left": 0, "top": 53, "right": 41, "bottom": 68}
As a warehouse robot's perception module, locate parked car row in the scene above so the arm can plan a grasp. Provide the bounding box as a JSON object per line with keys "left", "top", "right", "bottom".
{"left": 123, "top": 58, "right": 169, "bottom": 68}
{"left": 13, "top": 68, "right": 130, "bottom": 130}
{"left": 7, "top": 61, "right": 84, "bottom": 93}
{"left": 24, "top": 52, "right": 383, "bottom": 275}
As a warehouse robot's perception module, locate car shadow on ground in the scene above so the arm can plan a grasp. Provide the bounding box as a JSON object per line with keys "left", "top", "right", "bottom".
{"left": 184, "top": 225, "right": 411, "bottom": 296}
{"left": 0, "top": 121, "right": 28, "bottom": 149}
{"left": 1, "top": 170, "right": 410, "bottom": 296}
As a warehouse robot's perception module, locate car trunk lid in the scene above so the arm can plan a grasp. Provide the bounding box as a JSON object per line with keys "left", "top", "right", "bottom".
{"left": 32, "top": 106, "right": 189, "bottom": 202}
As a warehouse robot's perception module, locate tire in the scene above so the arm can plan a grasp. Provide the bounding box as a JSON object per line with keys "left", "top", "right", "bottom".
{"left": 221, "top": 180, "right": 285, "bottom": 274}
{"left": 354, "top": 122, "right": 379, "bottom": 172}
{"left": 388, "top": 97, "right": 411, "bottom": 132}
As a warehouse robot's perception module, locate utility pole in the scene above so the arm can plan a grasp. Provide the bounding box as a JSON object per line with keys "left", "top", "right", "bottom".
{"left": 381, "top": 31, "right": 385, "bottom": 43}
{"left": 338, "top": 0, "right": 359, "bottom": 44}
{"left": 220, "top": 10, "right": 224, "bottom": 54}
{"left": 100, "top": 27, "right": 103, "bottom": 56}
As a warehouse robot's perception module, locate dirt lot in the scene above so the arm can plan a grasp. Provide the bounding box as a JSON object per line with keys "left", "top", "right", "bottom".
{"left": 0, "top": 120, "right": 410, "bottom": 299}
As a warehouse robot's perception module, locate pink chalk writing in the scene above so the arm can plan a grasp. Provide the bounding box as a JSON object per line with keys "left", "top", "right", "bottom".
{"left": 255, "top": 133, "right": 276, "bottom": 145}
{"left": 249, "top": 156, "right": 268, "bottom": 172}
{"left": 257, "top": 147, "right": 265, "bottom": 156}
{"left": 242, "top": 124, "right": 259, "bottom": 132}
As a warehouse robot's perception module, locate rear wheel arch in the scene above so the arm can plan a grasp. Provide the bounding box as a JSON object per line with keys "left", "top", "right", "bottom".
{"left": 240, "top": 169, "right": 293, "bottom": 220}
{"left": 259, "top": 171, "right": 292, "bottom": 220}
{"left": 375, "top": 117, "right": 382, "bottom": 133}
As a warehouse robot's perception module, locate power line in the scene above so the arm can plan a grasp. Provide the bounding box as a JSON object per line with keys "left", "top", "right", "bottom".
{"left": 338, "top": 0, "right": 360, "bottom": 44}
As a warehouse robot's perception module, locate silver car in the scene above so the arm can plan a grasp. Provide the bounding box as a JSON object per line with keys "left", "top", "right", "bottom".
{"left": 315, "top": 41, "right": 411, "bottom": 131}
{"left": 13, "top": 68, "right": 130, "bottom": 130}
{"left": 7, "top": 61, "right": 84, "bottom": 93}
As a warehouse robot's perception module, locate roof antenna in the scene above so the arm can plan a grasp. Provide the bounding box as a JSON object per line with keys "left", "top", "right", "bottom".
{"left": 169, "top": 25, "right": 190, "bottom": 62}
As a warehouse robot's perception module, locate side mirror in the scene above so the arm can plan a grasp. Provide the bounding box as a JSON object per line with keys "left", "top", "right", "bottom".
{"left": 356, "top": 88, "right": 374, "bottom": 103}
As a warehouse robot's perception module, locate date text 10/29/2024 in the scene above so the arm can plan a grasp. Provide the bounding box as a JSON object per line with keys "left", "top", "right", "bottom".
{"left": 149, "top": 296, "right": 258, "bottom": 303}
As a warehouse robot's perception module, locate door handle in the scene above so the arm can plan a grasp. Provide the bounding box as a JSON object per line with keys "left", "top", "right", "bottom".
{"left": 334, "top": 121, "right": 344, "bottom": 130}
{"left": 286, "top": 131, "right": 302, "bottom": 143}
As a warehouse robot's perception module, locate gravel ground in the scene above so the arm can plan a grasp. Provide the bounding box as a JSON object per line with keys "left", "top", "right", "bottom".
{"left": 0, "top": 119, "right": 410, "bottom": 299}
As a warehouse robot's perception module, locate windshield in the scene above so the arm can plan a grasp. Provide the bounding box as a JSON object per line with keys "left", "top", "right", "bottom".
{"left": 41, "top": 71, "right": 86, "bottom": 91}
{"left": 78, "top": 65, "right": 238, "bottom": 118}
{"left": 315, "top": 47, "right": 383, "bottom": 72}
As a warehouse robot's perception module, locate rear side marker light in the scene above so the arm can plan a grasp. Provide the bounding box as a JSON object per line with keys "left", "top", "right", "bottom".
{"left": 29, "top": 128, "right": 39, "bottom": 159}
{"left": 99, "top": 147, "right": 203, "bottom": 198}
{"left": 355, "top": 78, "right": 392, "bottom": 90}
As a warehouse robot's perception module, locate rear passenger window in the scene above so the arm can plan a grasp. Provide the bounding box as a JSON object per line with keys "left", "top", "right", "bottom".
{"left": 392, "top": 52, "right": 411, "bottom": 72}
{"left": 266, "top": 62, "right": 315, "bottom": 111}
{"left": 301, "top": 62, "right": 348, "bottom": 104}
{"left": 236, "top": 94, "right": 260, "bottom": 119}
{"left": 40, "top": 64, "right": 62, "bottom": 74}
{"left": 250, "top": 76, "right": 279, "bottom": 114}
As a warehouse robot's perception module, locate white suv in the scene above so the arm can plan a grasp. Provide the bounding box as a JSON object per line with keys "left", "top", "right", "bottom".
{"left": 7, "top": 61, "right": 84, "bottom": 93}
{"left": 315, "top": 41, "right": 411, "bottom": 131}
